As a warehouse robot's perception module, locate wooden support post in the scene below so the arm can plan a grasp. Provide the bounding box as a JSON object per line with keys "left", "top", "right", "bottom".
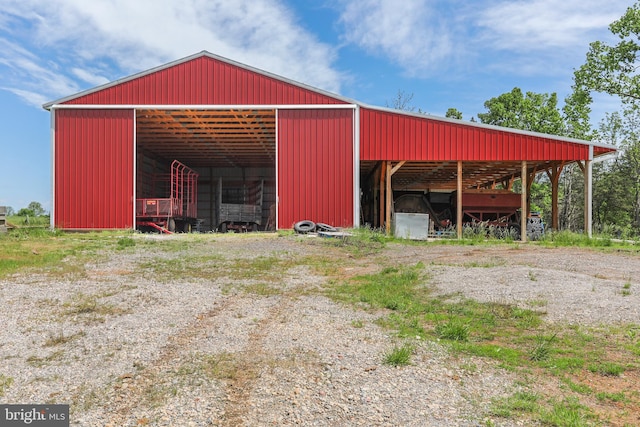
{"left": 521, "top": 161, "right": 527, "bottom": 242}
{"left": 457, "top": 161, "right": 463, "bottom": 239}
{"left": 545, "top": 162, "right": 564, "bottom": 231}
{"left": 385, "top": 162, "right": 392, "bottom": 235}
{"left": 526, "top": 166, "right": 537, "bottom": 216}
{"left": 584, "top": 155, "right": 593, "bottom": 238}
{"left": 379, "top": 161, "right": 386, "bottom": 229}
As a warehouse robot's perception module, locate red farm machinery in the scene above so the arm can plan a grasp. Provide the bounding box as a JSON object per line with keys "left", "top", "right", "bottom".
{"left": 136, "top": 160, "right": 199, "bottom": 233}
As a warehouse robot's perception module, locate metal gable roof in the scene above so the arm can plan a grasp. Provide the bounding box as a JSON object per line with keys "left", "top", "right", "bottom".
{"left": 43, "top": 50, "right": 357, "bottom": 108}
{"left": 43, "top": 51, "right": 615, "bottom": 156}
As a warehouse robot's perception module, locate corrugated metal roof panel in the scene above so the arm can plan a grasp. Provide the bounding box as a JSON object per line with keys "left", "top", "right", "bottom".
{"left": 360, "top": 107, "right": 593, "bottom": 161}
{"left": 46, "top": 52, "right": 350, "bottom": 107}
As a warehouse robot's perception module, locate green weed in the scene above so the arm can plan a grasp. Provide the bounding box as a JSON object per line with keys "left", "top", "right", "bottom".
{"left": 383, "top": 344, "right": 413, "bottom": 367}
{"left": 435, "top": 319, "right": 469, "bottom": 341}
{"left": 596, "top": 391, "right": 627, "bottom": 403}
{"left": 539, "top": 397, "right": 594, "bottom": 427}
{"left": 529, "top": 333, "right": 557, "bottom": 362}
{"left": 0, "top": 374, "right": 13, "bottom": 396}
{"left": 588, "top": 362, "right": 625, "bottom": 377}
{"left": 490, "top": 391, "right": 540, "bottom": 417}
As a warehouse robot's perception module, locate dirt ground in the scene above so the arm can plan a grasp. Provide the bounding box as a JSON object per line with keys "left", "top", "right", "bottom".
{"left": 1, "top": 234, "right": 639, "bottom": 426}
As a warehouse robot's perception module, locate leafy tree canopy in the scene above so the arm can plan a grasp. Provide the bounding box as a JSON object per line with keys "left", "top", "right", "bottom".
{"left": 575, "top": 2, "right": 640, "bottom": 107}
{"left": 445, "top": 108, "right": 463, "bottom": 119}
{"left": 16, "top": 202, "right": 46, "bottom": 217}
{"left": 477, "top": 87, "right": 564, "bottom": 135}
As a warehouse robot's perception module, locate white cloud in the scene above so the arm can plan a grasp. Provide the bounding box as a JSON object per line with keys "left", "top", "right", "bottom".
{"left": 338, "top": 0, "right": 455, "bottom": 76}
{"left": 0, "top": 0, "right": 343, "bottom": 107}
{"left": 71, "top": 68, "right": 110, "bottom": 86}
{"left": 475, "top": 0, "right": 630, "bottom": 51}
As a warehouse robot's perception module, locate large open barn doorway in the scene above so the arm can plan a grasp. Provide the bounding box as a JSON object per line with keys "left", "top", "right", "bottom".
{"left": 135, "top": 109, "right": 276, "bottom": 232}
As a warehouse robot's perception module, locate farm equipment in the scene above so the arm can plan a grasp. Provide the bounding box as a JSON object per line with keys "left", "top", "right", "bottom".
{"left": 216, "top": 178, "right": 264, "bottom": 232}
{"left": 136, "top": 160, "right": 199, "bottom": 233}
{"left": 393, "top": 189, "right": 542, "bottom": 239}
{"left": 455, "top": 189, "right": 522, "bottom": 231}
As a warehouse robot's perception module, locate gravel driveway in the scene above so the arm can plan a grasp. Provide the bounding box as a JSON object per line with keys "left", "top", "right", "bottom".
{"left": 1, "top": 234, "right": 638, "bottom": 426}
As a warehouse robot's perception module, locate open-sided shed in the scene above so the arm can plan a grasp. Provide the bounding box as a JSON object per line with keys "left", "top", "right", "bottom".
{"left": 44, "top": 51, "right": 615, "bottom": 239}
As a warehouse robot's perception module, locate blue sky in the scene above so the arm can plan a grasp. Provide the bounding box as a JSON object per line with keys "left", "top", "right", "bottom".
{"left": 0, "top": 0, "right": 631, "bottom": 213}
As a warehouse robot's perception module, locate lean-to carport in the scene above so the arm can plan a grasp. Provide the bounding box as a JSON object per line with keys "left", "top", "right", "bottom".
{"left": 358, "top": 106, "right": 615, "bottom": 241}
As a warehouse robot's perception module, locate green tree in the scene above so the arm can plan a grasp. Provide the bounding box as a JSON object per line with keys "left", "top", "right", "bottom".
{"left": 574, "top": 3, "right": 640, "bottom": 236}
{"left": 477, "top": 87, "right": 565, "bottom": 135}
{"left": 16, "top": 208, "right": 35, "bottom": 217}
{"left": 27, "top": 201, "right": 46, "bottom": 216}
{"left": 574, "top": 2, "right": 640, "bottom": 108}
{"left": 478, "top": 87, "right": 569, "bottom": 224}
{"left": 445, "top": 108, "right": 463, "bottom": 119}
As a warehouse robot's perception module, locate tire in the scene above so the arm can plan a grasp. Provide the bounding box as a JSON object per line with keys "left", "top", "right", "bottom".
{"left": 183, "top": 222, "right": 192, "bottom": 233}
{"left": 251, "top": 223, "right": 259, "bottom": 232}
{"left": 315, "top": 222, "right": 337, "bottom": 233}
{"left": 220, "top": 222, "right": 228, "bottom": 233}
{"left": 167, "top": 218, "right": 176, "bottom": 233}
{"left": 294, "top": 220, "right": 316, "bottom": 234}
{"left": 506, "top": 223, "right": 521, "bottom": 240}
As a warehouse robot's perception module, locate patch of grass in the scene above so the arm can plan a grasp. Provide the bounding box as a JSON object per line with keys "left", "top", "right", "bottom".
{"left": 200, "top": 352, "right": 239, "bottom": 380}
{"left": 490, "top": 391, "right": 540, "bottom": 417}
{"left": 351, "top": 319, "right": 364, "bottom": 328}
{"left": 44, "top": 330, "right": 85, "bottom": 347}
{"left": 622, "top": 282, "right": 631, "bottom": 296}
{"left": 383, "top": 344, "right": 413, "bottom": 367}
{"left": 538, "top": 230, "right": 640, "bottom": 252}
{"left": 0, "top": 374, "right": 13, "bottom": 397}
{"left": 549, "top": 357, "right": 585, "bottom": 373}
{"left": 144, "top": 382, "right": 178, "bottom": 408}
{"left": 562, "top": 378, "right": 592, "bottom": 395}
{"left": 331, "top": 263, "right": 425, "bottom": 313}
{"left": 26, "top": 350, "right": 65, "bottom": 367}
{"left": 0, "top": 230, "right": 143, "bottom": 279}
{"left": 435, "top": 318, "right": 469, "bottom": 341}
{"left": 596, "top": 391, "right": 627, "bottom": 403}
{"left": 63, "top": 292, "right": 129, "bottom": 323}
{"left": 529, "top": 333, "right": 557, "bottom": 362}
{"left": 511, "top": 307, "right": 542, "bottom": 329}
{"left": 587, "top": 362, "right": 625, "bottom": 377}
{"left": 243, "top": 282, "right": 280, "bottom": 296}
{"left": 539, "top": 397, "right": 595, "bottom": 427}
{"left": 116, "top": 237, "right": 136, "bottom": 250}
{"left": 528, "top": 270, "right": 537, "bottom": 281}
{"left": 324, "top": 226, "right": 388, "bottom": 257}
{"left": 493, "top": 393, "right": 597, "bottom": 426}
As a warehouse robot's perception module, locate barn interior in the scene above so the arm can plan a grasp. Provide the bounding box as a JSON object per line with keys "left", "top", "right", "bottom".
{"left": 135, "top": 109, "right": 276, "bottom": 231}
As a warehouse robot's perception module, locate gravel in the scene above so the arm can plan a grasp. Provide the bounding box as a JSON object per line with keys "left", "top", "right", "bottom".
{"left": 1, "top": 234, "right": 638, "bottom": 426}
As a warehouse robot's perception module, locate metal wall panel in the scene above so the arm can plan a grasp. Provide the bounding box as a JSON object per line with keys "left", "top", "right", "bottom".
{"left": 55, "top": 109, "right": 134, "bottom": 229}
{"left": 65, "top": 57, "right": 346, "bottom": 106}
{"left": 277, "top": 109, "right": 354, "bottom": 228}
{"left": 360, "top": 107, "right": 591, "bottom": 161}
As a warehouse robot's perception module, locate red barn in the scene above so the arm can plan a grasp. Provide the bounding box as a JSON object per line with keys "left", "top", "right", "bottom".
{"left": 44, "top": 51, "right": 614, "bottom": 239}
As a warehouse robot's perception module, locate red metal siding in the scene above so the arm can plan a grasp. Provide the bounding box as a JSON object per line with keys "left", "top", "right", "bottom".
{"left": 65, "top": 56, "right": 347, "bottom": 106}
{"left": 55, "top": 109, "right": 134, "bottom": 229}
{"left": 360, "top": 107, "right": 592, "bottom": 161}
{"left": 277, "top": 109, "right": 354, "bottom": 228}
